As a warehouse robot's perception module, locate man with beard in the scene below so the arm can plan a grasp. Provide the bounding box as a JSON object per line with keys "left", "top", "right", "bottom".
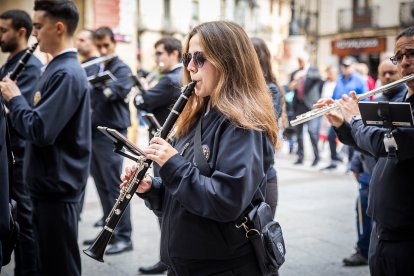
{"left": 0, "top": 9, "right": 42, "bottom": 275}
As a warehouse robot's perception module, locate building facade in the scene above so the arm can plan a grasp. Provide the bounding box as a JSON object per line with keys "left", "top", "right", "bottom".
{"left": 315, "top": 0, "right": 410, "bottom": 79}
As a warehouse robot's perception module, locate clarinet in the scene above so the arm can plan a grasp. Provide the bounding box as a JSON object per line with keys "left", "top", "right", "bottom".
{"left": 84, "top": 81, "right": 197, "bottom": 262}
{"left": 9, "top": 43, "right": 38, "bottom": 81}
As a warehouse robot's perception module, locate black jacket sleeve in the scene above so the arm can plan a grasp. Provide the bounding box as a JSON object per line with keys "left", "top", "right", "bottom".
{"left": 137, "top": 75, "right": 179, "bottom": 112}
{"left": 351, "top": 118, "right": 414, "bottom": 160}
{"left": 8, "top": 72, "right": 83, "bottom": 146}
{"left": 102, "top": 63, "right": 132, "bottom": 102}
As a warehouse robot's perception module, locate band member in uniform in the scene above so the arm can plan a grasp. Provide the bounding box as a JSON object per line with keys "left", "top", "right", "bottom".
{"left": 76, "top": 28, "right": 99, "bottom": 218}
{"left": 0, "top": 78, "right": 11, "bottom": 274}
{"left": 122, "top": 21, "right": 278, "bottom": 275}
{"left": 134, "top": 37, "right": 183, "bottom": 137}
{"left": 0, "top": 1, "right": 91, "bottom": 275}
{"left": 315, "top": 26, "right": 414, "bottom": 276}
{"left": 0, "top": 9, "right": 42, "bottom": 275}
{"left": 76, "top": 28, "right": 99, "bottom": 77}
{"left": 134, "top": 37, "right": 183, "bottom": 274}
{"left": 83, "top": 26, "right": 134, "bottom": 254}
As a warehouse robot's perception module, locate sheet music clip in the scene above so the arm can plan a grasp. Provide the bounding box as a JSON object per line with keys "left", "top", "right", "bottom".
{"left": 88, "top": 70, "right": 117, "bottom": 87}
{"left": 97, "top": 126, "right": 146, "bottom": 161}
{"left": 359, "top": 101, "right": 414, "bottom": 156}
{"left": 141, "top": 113, "right": 161, "bottom": 137}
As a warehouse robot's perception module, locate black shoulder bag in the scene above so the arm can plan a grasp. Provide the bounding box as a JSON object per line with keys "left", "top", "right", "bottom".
{"left": 194, "top": 115, "right": 286, "bottom": 276}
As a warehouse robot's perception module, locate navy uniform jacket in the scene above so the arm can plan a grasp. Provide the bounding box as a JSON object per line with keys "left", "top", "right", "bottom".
{"left": 338, "top": 89, "right": 414, "bottom": 231}
{"left": 336, "top": 84, "right": 407, "bottom": 181}
{"left": 7, "top": 51, "right": 91, "bottom": 202}
{"left": 91, "top": 57, "right": 132, "bottom": 130}
{"left": 0, "top": 100, "right": 10, "bottom": 249}
{"left": 136, "top": 66, "right": 182, "bottom": 124}
{"left": 81, "top": 56, "right": 100, "bottom": 78}
{"left": 0, "top": 49, "right": 42, "bottom": 152}
{"left": 141, "top": 107, "right": 275, "bottom": 270}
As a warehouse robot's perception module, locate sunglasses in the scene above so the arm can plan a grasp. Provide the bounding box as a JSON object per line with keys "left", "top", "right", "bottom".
{"left": 182, "top": 51, "right": 206, "bottom": 68}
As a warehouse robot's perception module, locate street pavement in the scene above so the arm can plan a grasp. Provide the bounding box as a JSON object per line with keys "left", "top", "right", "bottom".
{"left": 2, "top": 129, "right": 370, "bottom": 276}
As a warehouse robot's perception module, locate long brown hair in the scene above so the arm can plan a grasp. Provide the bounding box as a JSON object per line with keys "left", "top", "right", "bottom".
{"left": 175, "top": 21, "right": 278, "bottom": 148}
{"left": 251, "top": 37, "right": 289, "bottom": 130}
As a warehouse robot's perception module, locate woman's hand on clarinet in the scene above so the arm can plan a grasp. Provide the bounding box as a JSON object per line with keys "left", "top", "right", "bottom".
{"left": 144, "top": 137, "right": 178, "bottom": 167}
{"left": 0, "top": 76, "right": 22, "bottom": 101}
{"left": 120, "top": 165, "right": 152, "bottom": 194}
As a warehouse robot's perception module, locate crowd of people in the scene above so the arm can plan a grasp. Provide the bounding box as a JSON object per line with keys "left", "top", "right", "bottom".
{"left": 1, "top": 0, "right": 413, "bottom": 275}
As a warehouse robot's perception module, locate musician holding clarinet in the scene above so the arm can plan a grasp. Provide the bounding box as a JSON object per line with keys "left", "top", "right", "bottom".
{"left": 121, "top": 21, "right": 278, "bottom": 275}
{"left": 0, "top": 1, "right": 91, "bottom": 276}
{"left": 82, "top": 26, "right": 134, "bottom": 254}
{"left": 313, "top": 26, "right": 414, "bottom": 275}
{"left": 0, "top": 9, "right": 42, "bottom": 274}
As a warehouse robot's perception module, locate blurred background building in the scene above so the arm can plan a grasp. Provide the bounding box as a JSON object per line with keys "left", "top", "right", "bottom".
{"left": 0, "top": 0, "right": 412, "bottom": 84}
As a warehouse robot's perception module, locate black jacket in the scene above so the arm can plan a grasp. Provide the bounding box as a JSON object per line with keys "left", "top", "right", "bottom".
{"left": 91, "top": 57, "right": 132, "bottom": 130}
{"left": 343, "top": 90, "right": 414, "bottom": 231}
{"left": 8, "top": 51, "right": 91, "bottom": 202}
{"left": 136, "top": 66, "right": 183, "bottom": 125}
{"left": 141, "top": 107, "right": 275, "bottom": 274}
{"left": 292, "top": 67, "right": 322, "bottom": 112}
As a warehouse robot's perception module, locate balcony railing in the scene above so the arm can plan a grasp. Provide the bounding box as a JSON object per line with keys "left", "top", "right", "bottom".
{"left": 400, "top": 2, "right": 414, "bottom": 27}
{"left": 338, "top": 6, "right": 379, "bottom": 32}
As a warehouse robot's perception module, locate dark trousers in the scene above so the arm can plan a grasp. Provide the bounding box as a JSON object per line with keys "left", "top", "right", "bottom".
{"left": 328, "top": 126, "right": 339, "bottom": 161}
{"left": 167, "top": 253, "right": 262, "bottom": 276}
{"left": 32, "top": 200, "right": 81, "bottom": 276}
{"left": 369, "top": 222, "right": 414, "bottom": 276}
{"left": 10, "top": 155, "right": 39, "bottom": 276}
{"left": 90, "top": 129, "right": 132, "bottom": 242}
{"left": 355, "top": 177, "right": 371, "bottom": 257}
{"left": 294, "top": 117, "right": 320, "bottom": 161}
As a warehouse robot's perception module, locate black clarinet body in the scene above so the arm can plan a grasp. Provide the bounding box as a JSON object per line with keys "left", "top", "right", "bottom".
{"left": 8, "top": 43, "right": 38, "bottom": 81}
{"left": 84, "top": 81, "right": 196, "bottom": 262}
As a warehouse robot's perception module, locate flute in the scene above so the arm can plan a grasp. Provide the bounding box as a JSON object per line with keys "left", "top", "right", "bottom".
{"left": 290, "top": 74, "right": 414, "bottom": 126}
{"left": 84, "top": 80, "right": 197, "bottom": 262}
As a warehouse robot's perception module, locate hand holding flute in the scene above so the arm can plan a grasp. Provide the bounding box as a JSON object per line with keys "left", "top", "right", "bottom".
{"left": 314, "top": 91, "right": 361, "bottom": 128}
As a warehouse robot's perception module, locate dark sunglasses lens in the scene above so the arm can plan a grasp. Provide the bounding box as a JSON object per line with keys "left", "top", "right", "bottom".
{"left": 193, "top": 52, "right": 205, "bottom": 68}
{"left": 183, "top": 52, "right": 205, "bottom": 68}
{"left": 183, "top": 54, "right": 190, "bottom": 67}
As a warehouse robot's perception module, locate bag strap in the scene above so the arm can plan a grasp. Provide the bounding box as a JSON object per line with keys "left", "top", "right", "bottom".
{"left": 194, "top": 114, "right": 212, "bottom": 176}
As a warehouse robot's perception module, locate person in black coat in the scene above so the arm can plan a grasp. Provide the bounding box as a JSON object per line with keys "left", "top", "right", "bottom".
{"left": 0, "top": 2, "right": 91, "bottom": 275}
{"left": 0, "top": 86, "right": 10, "bottom": 273}
{"left": 314, "top": 26, "right": 414, "bottom": 276}
{"left": 290, "top": 51, "right": 322, "bottom": 166}
{"left": 135, "top": 37, "right": 183, "bottom": 130}
{"left": 0, "top": 9, "right": 42, "bottom": 275}
{"left": 83, "top": 26, "right": 134, "bottom": 255}
{"left": 122, "top": 21, "right": 279, "bottom": 276}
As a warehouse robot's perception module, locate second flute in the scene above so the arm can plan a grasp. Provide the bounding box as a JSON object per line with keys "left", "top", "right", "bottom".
{"left": 290, "top": 74, "right": 414, "bottom": 126}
